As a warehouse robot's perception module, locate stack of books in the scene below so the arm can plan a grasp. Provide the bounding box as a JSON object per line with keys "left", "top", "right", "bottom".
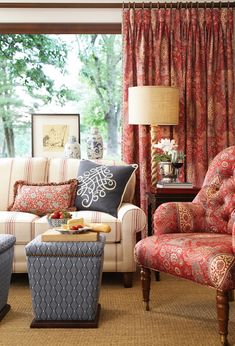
{"left": 157, "top": 182, "right": 193, "bottom": 189}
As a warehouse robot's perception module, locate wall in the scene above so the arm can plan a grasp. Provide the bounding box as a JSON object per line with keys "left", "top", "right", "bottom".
{"left": 0, "top": 1, "right": 233, "bottom": 24}
{"left": 0, "top": 1, "right": 122, "bottom": 23}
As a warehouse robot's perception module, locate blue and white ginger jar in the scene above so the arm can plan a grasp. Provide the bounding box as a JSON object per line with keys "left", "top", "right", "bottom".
{"left": 87, "top": 127, "right": 103, "bottom": 159}
{"left": 64, "top": 136, "right": 81, "bottom": 159}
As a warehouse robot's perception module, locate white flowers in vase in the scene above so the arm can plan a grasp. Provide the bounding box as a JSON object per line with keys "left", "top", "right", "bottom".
{"left": 153, "top": 139, "right": 178, "bottom": 163}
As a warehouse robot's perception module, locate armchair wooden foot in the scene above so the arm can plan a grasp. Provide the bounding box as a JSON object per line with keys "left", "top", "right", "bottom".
{"left": 216, "top": 290, "right": 229, "bottom": 346}
{"left": 140, "top": 267, "right": 151, "bottom": 311}
{"left": 220, "top": 335, "right": 228, "bottom": 346}
{"left": 123, "top": 272, "right": 133, "bottom": 288}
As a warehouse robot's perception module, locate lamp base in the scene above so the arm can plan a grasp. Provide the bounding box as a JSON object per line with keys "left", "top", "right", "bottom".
{"left": 151, "top": 126, "right": 158, "bottom": 187}
{"left": 158, "top": 162, "right": 176, "bottom": 184}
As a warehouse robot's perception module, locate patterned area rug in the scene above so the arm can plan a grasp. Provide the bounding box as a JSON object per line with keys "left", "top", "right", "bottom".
{"left": 1, "top": 271, "right": 235, "bottom": 346}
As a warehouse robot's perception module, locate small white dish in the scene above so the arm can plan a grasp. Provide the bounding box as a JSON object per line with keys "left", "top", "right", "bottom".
{"left": 54, "top": 227, "right": 92, "bottom": 235}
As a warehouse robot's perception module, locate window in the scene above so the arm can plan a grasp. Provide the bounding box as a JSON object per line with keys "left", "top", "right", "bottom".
{"left": 0, "top": 31, "right": 122, "bottom": 159}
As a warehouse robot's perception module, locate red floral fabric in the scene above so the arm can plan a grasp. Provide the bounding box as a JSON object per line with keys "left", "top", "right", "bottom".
{"left": 153, "top": 202, "right": 206, "bottom": 235}
{"left": 232, "top": 212, "right": 235, "bottom": 253}
{"left": 135, "top": 233, "right": 234, "bottom": 291}
{"left": 8, "top": 180, "right": 77, "bottom": 216}
{"left": 154, "top": 147, "right": 235, "bottom": 236}
{"left": 193, "top": 146, "right": 235, "bottom": 234}
{"left": 122, "top": 8, "right": 234, "bottom": 214}
{"left": 135, "top": 146, "right": 235, "bottom": 290}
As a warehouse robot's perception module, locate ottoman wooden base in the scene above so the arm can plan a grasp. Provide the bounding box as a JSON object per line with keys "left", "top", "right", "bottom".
{"left": 0, "top": 304, "right": 10, "bottom": 321}
{"left": 30, "top": 304, "right": 101, "bottom": 329}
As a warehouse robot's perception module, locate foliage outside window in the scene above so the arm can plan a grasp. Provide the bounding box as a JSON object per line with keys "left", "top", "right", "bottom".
{"left": 0, "top": 34, "right": 122, "bottom": 159}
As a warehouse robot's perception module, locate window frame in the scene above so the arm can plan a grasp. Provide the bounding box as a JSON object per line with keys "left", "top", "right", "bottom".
{"left": 0, "top": 3, "right": 121, "bottom": 34}
{"left": 0, "top": 23, "right": 121, "bottom": 34}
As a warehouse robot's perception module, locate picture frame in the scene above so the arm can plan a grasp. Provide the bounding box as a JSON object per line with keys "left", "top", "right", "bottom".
{"left": 31, "top": 113, "right": 80, "bottom": 158}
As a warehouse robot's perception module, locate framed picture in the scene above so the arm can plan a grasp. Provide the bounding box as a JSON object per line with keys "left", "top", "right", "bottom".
{"left": 31, "top": 114, "right": 80, "bottom": 158}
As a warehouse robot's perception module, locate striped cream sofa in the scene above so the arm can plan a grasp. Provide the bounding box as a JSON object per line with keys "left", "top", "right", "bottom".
{"left": 0, "top": 158, "right": 146, "bottom": 287}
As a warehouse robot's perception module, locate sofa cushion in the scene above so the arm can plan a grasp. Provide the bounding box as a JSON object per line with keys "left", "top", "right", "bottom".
{"left": 8, "top": 179, "right": 77, "bottom": 216}
{"left": 75, "top": 160, "right": 137, "bottom": 217}
{"left": 135, "top": 233, "right": 235, "bottom": 291}
{"left": 0, "top": 211, "right": 39, "bottom": 244}
{"left": 34, "top": 210, "right": 121, "bottom": 243}
{"left": 0, "top": 157, "right": 48, "bottom": 211}
{"left": 48, "top": 158, "right": 136, "bottom": 203}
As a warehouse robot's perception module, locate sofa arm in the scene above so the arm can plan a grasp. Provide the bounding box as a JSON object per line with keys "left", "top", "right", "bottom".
{"left": 118, "top": 203, "right": 147, "bottom": 236}
{"left": 117, "top": 203, "right": 147, "bottom": 272}
{"left": 153, "top": 202, "right": 206, "bottom": 235}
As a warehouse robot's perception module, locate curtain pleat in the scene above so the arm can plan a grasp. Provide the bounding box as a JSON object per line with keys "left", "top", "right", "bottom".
{"left": 122, "top": 7, "right": 234, "bottom": 214}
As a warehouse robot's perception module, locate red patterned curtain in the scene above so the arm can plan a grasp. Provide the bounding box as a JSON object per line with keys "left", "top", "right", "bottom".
{"left": 122, "top": 7, "right": 235, "bottom": 212}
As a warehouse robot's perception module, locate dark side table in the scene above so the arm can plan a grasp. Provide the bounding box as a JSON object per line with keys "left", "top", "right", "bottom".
{"left": 146, "top": 187, "right": 200, "bottom": 237}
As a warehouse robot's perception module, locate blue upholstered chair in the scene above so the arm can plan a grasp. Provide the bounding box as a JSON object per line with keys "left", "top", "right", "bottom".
{"left": 0, "top": 234, "right": 16, "bottom": 321}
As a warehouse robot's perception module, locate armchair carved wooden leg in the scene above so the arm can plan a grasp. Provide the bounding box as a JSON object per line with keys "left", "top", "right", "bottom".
{"left": 140, "top": 267, "right": 151, "bottom": 311}
{"left": 216, "top": 290, "right": 229, "bottom": 346}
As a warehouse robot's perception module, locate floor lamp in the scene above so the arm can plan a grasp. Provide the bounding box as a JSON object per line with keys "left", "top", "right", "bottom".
{"left": 128, "top": 86, "right": 180, "bottom": 187}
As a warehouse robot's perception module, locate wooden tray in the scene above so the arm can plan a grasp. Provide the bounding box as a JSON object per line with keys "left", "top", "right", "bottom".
{"left": 41, "top": 229, "right": 98, "bottom": 242}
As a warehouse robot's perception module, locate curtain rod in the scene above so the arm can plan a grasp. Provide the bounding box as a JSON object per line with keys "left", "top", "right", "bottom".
{"left": 0, "top": 3, "right": 234, "bottom": 9}
{"left": 123, "top": 2, "right": 235, "bottom": 9}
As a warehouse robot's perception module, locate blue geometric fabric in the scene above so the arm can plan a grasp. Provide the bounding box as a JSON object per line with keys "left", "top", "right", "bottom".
{"left": 25, "top": 235, "right": 105, "bottom": 321}
{"left": 0, "top": 234, "right": 16, "bottom": 312}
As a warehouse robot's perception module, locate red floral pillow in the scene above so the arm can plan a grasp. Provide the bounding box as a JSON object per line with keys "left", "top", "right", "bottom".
{"left": 8, "top": 179, "right": 77, "bottom": 216}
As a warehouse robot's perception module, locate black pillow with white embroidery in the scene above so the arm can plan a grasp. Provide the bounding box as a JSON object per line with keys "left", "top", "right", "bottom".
{"left": 75, "top": 160, "right": 137, "bottom": 217}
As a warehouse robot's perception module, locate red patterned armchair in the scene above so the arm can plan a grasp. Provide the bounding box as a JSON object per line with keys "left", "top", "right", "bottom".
{"left": 135, "top": 146, "right": 235, "bottom": 346}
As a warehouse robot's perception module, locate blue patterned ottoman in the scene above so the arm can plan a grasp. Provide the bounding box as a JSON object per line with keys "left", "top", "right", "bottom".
{"left": 25, "top": 234, "right": 105, "bottom": 328}
{"left": 0, "top": 234, "right": 16, "bottom": 321}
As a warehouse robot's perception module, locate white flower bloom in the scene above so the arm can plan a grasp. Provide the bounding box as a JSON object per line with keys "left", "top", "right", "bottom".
{"left": 153, "top": 138, "right": 176, "bottom": 153}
